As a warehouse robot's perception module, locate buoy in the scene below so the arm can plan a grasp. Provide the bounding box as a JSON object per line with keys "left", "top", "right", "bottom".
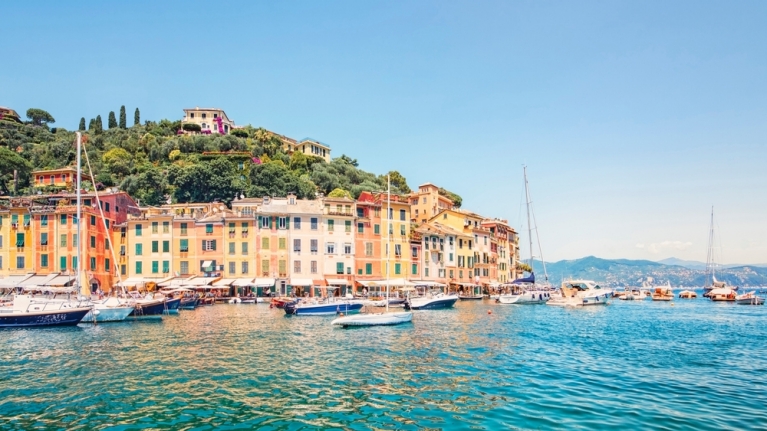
{"left": 487, "top": 310, "right": 492, "bottom": 315}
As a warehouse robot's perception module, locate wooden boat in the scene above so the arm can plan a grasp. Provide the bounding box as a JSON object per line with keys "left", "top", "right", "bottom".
{"left": 735, "top": 291, "right": 764, "bottom": 305}
{"left": 678, "top": 290, "right": 697, "bottom": 299}
{"left": 651, "top": 287, "right": 674, "bottom": 301}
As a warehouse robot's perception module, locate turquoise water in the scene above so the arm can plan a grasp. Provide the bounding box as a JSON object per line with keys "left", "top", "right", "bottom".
{"left": 1, "top": 297, "right": 766, "bottom": 430}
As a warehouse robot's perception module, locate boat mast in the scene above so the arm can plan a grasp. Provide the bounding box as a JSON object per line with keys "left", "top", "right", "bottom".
{"left": 523, "top": 166, "right": 549, "bottom": 282}
{"left": 386, "top": 174, "right": 390, "bottom": 312}
{"left": 76, "top": 132, "right": 86, "bottom": 296}
{"left": 705, "top": 206, "right": 715, "bottom": 288}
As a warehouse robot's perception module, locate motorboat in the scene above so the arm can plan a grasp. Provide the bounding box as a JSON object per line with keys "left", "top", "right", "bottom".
{"left": 735, "top": 291, "right": 764, "bottom": 305}
{"left": 458, "top": 294, "right": 484, "bottom": 301}
{"left": 616, "top": 287, "right": 637, "bottom": 301}
{"left": 332, "top": 311, "right": 412, "bottom": 327}
{"left": 406, "top": 290, "right": 459, "bottom": 310}
{"left": 547, "top": 280, "right": 612, "bottom": 307}
{"left": 497, "top": 275, "right": 551, "bottom": 304}
{"left": 270, "top": 297, "right": 295, "bottom": 309}
{"left": 83, "top": 297, "right": 135, "bottom": 322}
{"left": 651, "top": 287, "right": 674, "bottom": 301}
{"left": 284, "top": 298, "right": 363, "bottom": 316}
{"left": 126, "top": 292, "right": 169, "bottom": 319}
{"left": 678, "top": 290, "right": 698, "bottom": 299}
{"left": 0, "top": 294, "right": 92, "bottom": 328}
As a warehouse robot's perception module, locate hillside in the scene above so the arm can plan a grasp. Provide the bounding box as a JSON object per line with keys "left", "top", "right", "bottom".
{"left": 0, "top": 109, "right": 461, "bottom": 207}
{"left": 530, "top": 256, "right": 767, "bottom": 287}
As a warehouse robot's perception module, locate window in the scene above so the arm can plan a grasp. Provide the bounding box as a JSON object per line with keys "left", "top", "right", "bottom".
{"left": 412, "top": 264, "right": 418, "bottom": 275}
{"left": 400, "top": 209, "right": 406, "bottom": 221}
{"left": 293, "top": 239, "right": 301, "bottom": 252}
{"left": 16, "top": 256, "right": 25, "bottom": 269}
{"left": 484, "top": 236, "right": 487, "bottom": 245}
{"left": 135, "top": 261, "right": 142, "bottom": 274}
{"left": 241, "top": 262, "right": 248, "bottom": 274}
{"left": 105, "top": 202, "right": 110, "bottom": 212}
{"left": 395, "top": 263, "right": 401, "bottom": 275}
{"left": 73, "top": 234, "right": 78, "bottom": 247}
{"left": 345, "top": 220, "right": 351, "bottom": 232}
{"left": 311, "top": 217, "right": 318, "bottom": 230}
{"left": 105, "top": 258, "right": 111, "bottom": 272}
{"left": 357, "top": 208, "right": 364, "bottom": 217}
{"left": 459, "top": 270, "right": 464, "bottom": 279}
{"left": 60, "top": 256, "right": 66, "bottom": 271}
{"left": 162, "top": 260, "right": 169, "bottom": 274}
{"left": 163, "top": 241, "right": 169, "bottom": 253}
{"left": 389, "top": 224, "right": 393, "bottom": 235}
{"left": 293, "top": 217, "right": 301, "bottom": 229}
{"left": 205, "top": 224, "right": 213, "bottom": 234}
{"left": 278, "top": 217, "right": 287, "bottom": 229}
{"left": 278, "top": 238, "right": 286, "bottom": 250}
{"left": 374, "top": 224, "right": 380, "bottom": 235}
{"left": 278, "top": 260, "right": 286, "bottom": 275}
{"left": 241, "top": 242, "right": 248, "bottom": 255}
{"left": 326, "top": 243, "right": 335, "bottom": 254}
{"left": 89, "top": 257, "right": 95, "bottom": 271}
{"left": 152, "top": 261, "right": 159, "bottom": 273}
{"left": 400, "top": 225, "right": 406, "bottom": 236}
{"left": 310, "top": 239, "right": 318, "bottom": 253}
{"left": 260, "top": 216, "right": 270, "bottom": 229}
{"left": 135, "top": 224, "right": 142, "bottom": 236}
{"left": 262, "top": 237, "right": 270, "bottom": 249}
{"left": 328, "top": 219, "right": 334, "bottom": 232}
{"left": 40, "top": 233, "right": 48, "bottom": 246}
{"left": 0, "top": 235, "right": 2, "bottom": 248}
{"left": 365, "top": 242, "right": 373, "bottom": 256}
{"left": 41, "top": 215, "right": 48, "bottom": 226}
{"left": 229, "top": 242, "right": 235, "bottom": 255}
{"left": 261, "top": 259, "right": 269, "bottom": 275}
{"left": 311, "top": 261, "right": 318, "bottom": 274}
{"left": 15, "top": 233, "right": 24, "bottom": 248}
{"left": 366, "top": 263, "right": 372, "bottom": 275}
{"left": 151, "top": 241, "right": 158, "bottom": 253}
{"left": 449, "top": 253, "right": 454, "bottom": 262}
{"left": 72, "top": 256, "right": 78, "bottom": 269}
{"left": 344, "top": 243, "right": 352, "bottom": 254}
{"left": 90, "top": 235, "right": 96, "bottom": 249}
{"left": 60, "top": 214, "right": 67, "bottom": 225}
{"left": 163, "top": 221, "right": 170, "bottom": 233}
{"left": 229, "top": 262, "right": 236, "bottom": 274}
{"left": 180, "top": 223, "right": 188, "bottom": 236}
{"left": 425, "top": 268, "right": 430, "bottom": 277}
{"left": 357, "top": 223, "right": 364, "bottom": 233}
{"left": 121, "top": 264, "right": 127, "bottom": 275}
{"left": 388, "top": 208, "right": 393, "bottom": 220}
{"left": 180, "top": 239, "right": 189, "bottom": 252}
{"left": 449, "top": 269, "right": 454, "bottom": 278}
{"left": 152, "top": 221, "right": 158, "bottom": 233}
{"left": 336, "top": 262, "right": 344, "bottom": 274}
{"left": 294, "top": 260, "right": 301, "bottom": 273}
{"left": 242, "top": 222, "right": 249, "bottom": 232}
{"left": 180, "top": 261, "right": 189, "bottom": 275}
{"left": 468, "top": 240, "right": 472, "bottom": 250}
{"left": 105, "top": 238, "right": 110, "bottom": 251}
{"left": 394, "top": 244, "right": 401, "bottom": 256}
{"left": 412, "top": 247, "right": 418, "bottom": 258}
{"left": 41, "top": 254, "right": 49, "bottom": 267}
{"left": 202, "top": 240, "right": 217, "bottom": 251}
{"left": 449, "top": 236, "right": 454, "bottom": 246}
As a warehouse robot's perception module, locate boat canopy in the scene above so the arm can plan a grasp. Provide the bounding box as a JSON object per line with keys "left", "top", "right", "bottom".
{"left": 115, "top": 277, "right": 145, "bottom": 287}
{"left": 326, "top": 278, "right": 350, "bottom": 286}
{"left": 184, "top": 277, "right": 217, "bottom": 286}
{"left": 511, "top": 272, "right": 535, "bottom": 284}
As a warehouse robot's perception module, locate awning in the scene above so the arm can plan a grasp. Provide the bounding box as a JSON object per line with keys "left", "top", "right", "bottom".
{"left": 233, "top": 278, "right": 255, "bottom": 287}
{"left": 253, "top": 278, "right": 275, "bottom": 287}
{"left": 326, "top": 278, "right": 350, "bottom": 286}
{"left": 356, "top": 279, "right": 415, "bottom": 287}
{"left": 18, "top": 274, "right": 61, "bottom": 287}
{"left": 184, "top": 277, "right": 217, "bottom": 286}
{"left": 410, "top": 280, "right": 446, "bottom": 288}
{"left": 46, "top": 274, "right": 77, "bottom": 287}
{"left": 201, "top": 260, "right": 214, "bottom": 270}
{"left": 290, "top": 278, "right": 313, "bottom": 286}
{"left": 456, "top": 282, "right": 480, "bottom": 287}
{"left": 0, "top": 274, "right": 35, "bottom": 287}
{"left": 115, "top": 277, "right": 145, "bottom": 287}
{"left": 213, "top": 278, "right": 236, "bottom": 286}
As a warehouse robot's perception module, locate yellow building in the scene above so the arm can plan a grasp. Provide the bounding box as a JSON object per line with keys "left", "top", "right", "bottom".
{"left": 276, "top": 133, "right": 332, "bottom": 162}
{"left": 408, "top": 183, "right": 454, "bottom": 225}
{"left": 375, "top": 193, "right": 413, "bottom": 280}
{"left": 181, "top": 107, "right": 235, "bottom": 134}
{"left": 428, "top": 209, "right": 486, "bottom": 287}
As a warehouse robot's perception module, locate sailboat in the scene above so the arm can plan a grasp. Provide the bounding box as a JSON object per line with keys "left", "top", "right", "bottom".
{"left": 498, "top": 166, "right": 551, "bottom": 305}
{"left": 701, "top": 207, "right": 737, "bottom": 302}
{"left": 332, "top": 175, "right": 413, "bottom": 327}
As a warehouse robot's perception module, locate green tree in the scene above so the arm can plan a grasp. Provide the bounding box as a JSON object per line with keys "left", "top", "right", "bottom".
{"left": 119, "top": 105, "right": 126, "bottom": 129}
{"left": 121, "top": 166, "right": 168, "bottom": 206}
{"left": 249, "top": 161, "right": 316, "bottom": 199}
{"left": 327, "top": 188, "right": 352, "bottom": 199}
{"left": 382, "top": 170, "right": 411, "bottom": 194}
{"left": 168, "top": 158, "right": 245, "bottom": 204}
{"left": 108, "top": 111, "right": 117, "bottom": 129}
{"left": 0, "top": 147, "right": 33, "bottom": 195}
{"left": 438, "top": 187, "right": 462, "bottom": 208}
{"left": 25, "top": 108, "right": 55, "bottom": 127}
{"left": 88, "top": 118, "right": 95, "bottom": 131}
{"left": 134, "top": 108, "right": 140, "bottom": 126}
{"left": 95, "top": 115, "right": 103, "bottom": 133}
{"left": 79, "top": 117, "right": 86, "bottom": 131}
{"left": 338, "top": 154, "right": 358, "bottom": 167}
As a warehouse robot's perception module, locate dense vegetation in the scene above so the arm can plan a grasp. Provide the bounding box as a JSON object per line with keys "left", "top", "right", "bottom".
{"left": 0, "top": 107, "right": 463, "bottom": 213}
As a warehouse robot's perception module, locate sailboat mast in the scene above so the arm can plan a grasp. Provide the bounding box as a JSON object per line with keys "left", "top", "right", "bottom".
{"left": 386, "top": 174, "right": 390, "bottom": 312}
{"left": 75, "top": 132, "right": 85, "bottom": 296}
{"left": 705, "top": 206, "right": 715, "bottom": 287}
{"left": 524, "top": 166, "right": 534, "bottom": 269}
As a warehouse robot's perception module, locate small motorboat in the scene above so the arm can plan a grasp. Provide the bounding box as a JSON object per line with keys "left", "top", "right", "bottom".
{"left": 651, "top": 287, "right": 674, "bottom": 301}
{"left": 0, "top": 295, "right": 92, "bottom": 328}
{"left": 458, "top": 294, "right": 484, "bottom": 301}
{"left": 284, "top": 299, "right": 363, "bottom": 316}
{"left": 678, "top": 290, "right": 697, "bottom": 299}
{"left": 332, "top": 311, "right": 412, "bottom": 327}
{"left": 735, "top": 291, "right": 765, "bottom": 305}
{"left": 270, "top": 297, "right": 295, "bottom": 309}
{"left": 547, "top": 280, "right": 612, "bottom": 307}
{"left": 406, "top": 291, "right": 459, "bottom": 310}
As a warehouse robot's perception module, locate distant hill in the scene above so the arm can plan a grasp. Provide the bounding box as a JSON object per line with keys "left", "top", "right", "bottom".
{"left": 529, "top": 256, "right": 767, "bottom": 287}
{"left": 658, "top": 257, "right": 767, "bottom": 270}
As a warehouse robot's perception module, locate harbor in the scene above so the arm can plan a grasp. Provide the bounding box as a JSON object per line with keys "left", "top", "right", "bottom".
{"left": 1, "top": 298, "right": 765, "bottom": 430}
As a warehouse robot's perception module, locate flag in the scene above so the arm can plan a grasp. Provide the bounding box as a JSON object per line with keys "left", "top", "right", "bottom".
{"left": 252, "top": 157, "right": 262, "bottom": 165}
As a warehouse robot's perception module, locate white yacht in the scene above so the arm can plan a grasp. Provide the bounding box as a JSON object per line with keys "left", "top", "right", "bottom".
{"left": 547, "top": 280, "right": 612, "bottom": 307}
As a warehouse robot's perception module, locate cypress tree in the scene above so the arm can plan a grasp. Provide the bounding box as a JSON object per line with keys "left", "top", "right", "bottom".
{"left": 95, "top": 115, "right": 103, "bottom": 133}
{"left": 108, "top": 111, "right": 117, "bottom": 129}
{"left": 88, "top": 118, "right": 95, "bottom": 131}
{"left": 134, "top": 108, "right": 140, "bottom": 126}
{"left": 79, "top": 117, "right": 86, "bottom": 131}
{"left": 119, "top": 105, "right": 126, "bottom": 129}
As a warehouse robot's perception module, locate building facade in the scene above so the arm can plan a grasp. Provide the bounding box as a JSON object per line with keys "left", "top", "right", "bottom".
{"left": 181, "top": 107, "right": 235, "bottom": 134}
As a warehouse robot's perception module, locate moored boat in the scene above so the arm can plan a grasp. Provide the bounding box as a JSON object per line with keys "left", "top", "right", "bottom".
{"left": 547, "top": 280, "right": 612, "bottom": 307}
{"left": 406, "top": 291, "right": 459, "bottom": 310}
{"left": 332, "top": 311, "right": 412, "bottom": 327}
{"left": 0, "top": 295, "right": 92, "bottom": 328}
{"left": 651, "top": 287, "right": 674, "bottom": 301}
{"left": 83, "top": 297, "right": 135, "bottom": 322}
{"left": 678, "top": 290, "right": 697, "bottom": 299}
{"left": 735, "top": 291, "right": 764, "bottom": 305}
{"left": 284, "top": 299, "right": 363, "bottom": 316}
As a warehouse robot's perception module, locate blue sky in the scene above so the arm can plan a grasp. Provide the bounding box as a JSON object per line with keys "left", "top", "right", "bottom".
{"left": 2, "top": 1, "right": 766, "bottom": 264}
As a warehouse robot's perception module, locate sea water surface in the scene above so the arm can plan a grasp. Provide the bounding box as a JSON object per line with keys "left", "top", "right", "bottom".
{"left": 1, "top": 297, "right": 766, "bottom": 430}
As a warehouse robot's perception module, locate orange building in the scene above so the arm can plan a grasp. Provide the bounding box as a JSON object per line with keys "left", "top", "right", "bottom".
{"left": 408, "top": 183, "right": 454, "bottom": 225}
{"left": 31, "top": 167, "right": 88, "bottom": 189}
{"left": 354, "top": 191, "right": 382, "bottom": 291}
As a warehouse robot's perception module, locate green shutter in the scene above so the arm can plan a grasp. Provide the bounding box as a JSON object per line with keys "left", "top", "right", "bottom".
{"left": 366, "top": 263, "right": 372, "bottom": 275}
{"left": 337, "top": 262, "right": 344, "bottom": 274}
{"left": 211, "top": 240, "right": 217, "bottom": 250}
{"left": 60, "top": 256, "right": 67, "bottom": 271}
{"left": 286, "top": 217, "right": 290, "bottom": 229}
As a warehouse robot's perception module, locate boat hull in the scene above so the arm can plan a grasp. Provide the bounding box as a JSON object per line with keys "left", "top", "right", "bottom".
{"left": 497, "top": 291, "right": 550, "bottom": 304}
{"left": 0, "top": 307, "right": 92, "bottom": 328}
{"left": 179, "top": 297, "right": 199, "bottom": 310}
{"left": 332, "top": 311, "right": 413, "bottom": 327}
{"left": 128, "top": 300, "right": 167, "bottom": 319}
{"left": 408, "top": 296, "right": 458, "bottom": 310}
{"left": 284, "top": 302, "right": 363, "bottom": 316}
{"left": 458, "top": 295, "right": 484, "bottom": 301}
{"left": 83, "top": 306, "right": 135, "bottom": 323}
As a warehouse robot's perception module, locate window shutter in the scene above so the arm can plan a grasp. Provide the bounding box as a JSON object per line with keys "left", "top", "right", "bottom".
{"left": 211, "top": 240, "right": 217, "bottom": 250}
{"left": 271, "top": 216, "right": 275, "bottom": 229}
{"left": 202, "top": 240, "right": 206, "bottom": 250}
{"left": 286, "top": 217, "right": 290, "bottom": 229}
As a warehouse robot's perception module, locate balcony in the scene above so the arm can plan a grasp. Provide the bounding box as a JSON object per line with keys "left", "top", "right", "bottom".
{"left": 229, "top": 232, "right": 236, "bottom": 238}
{"left": 241, "top": 231, "right": 249, "bottom": 238}
{"left": 327, "top": 210, "right": 353, "bottom": 217}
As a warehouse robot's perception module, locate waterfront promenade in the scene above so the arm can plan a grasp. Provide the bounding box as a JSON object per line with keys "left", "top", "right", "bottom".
{"left": 1, "top": 299, "right": 765, "bottom": 430}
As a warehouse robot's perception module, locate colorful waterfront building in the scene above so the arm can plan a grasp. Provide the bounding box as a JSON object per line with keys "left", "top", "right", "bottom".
{"left": 482, "top": 219, "right": 519, "bottom": 283}
{"left": 415, "top": 221, "right": 470, "bottom": 287}
{"left": 353, "top": 191, "right": 383, "bottom": 290}
{"left": 181, "top": 107, "right": 234, "bottom": 134}
{"left": 31, "top": 167, "right": 87, "bottom": 190}
{"left": 427, "top": 209, "right": 486, "bottom": 288}
{"left": 322, "top": 196, "right": 356, "bottom": 295}
{"left": 256, "top": 196, "right": 295, "bottom": 296}
{"left": 374, "top": 193, "right": 412, "bottom": 281}
{"left": 408, "top": 183, "right": 454, "bottom": 225}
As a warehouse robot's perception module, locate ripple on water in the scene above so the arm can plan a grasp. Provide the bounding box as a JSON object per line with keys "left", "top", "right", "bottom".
{"left": 1, "top": 300, "right": 766, "bottom": 430}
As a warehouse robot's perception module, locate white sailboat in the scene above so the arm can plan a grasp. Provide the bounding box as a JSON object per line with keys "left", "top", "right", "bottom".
{"left": 498, "top": 166, "right": 551, "bottom": 305}
{"left": 332, "top": 175, "right": 413, "bottom": 327}
{"left": 701, "top": 207, "right": 738, "bottom": 302}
